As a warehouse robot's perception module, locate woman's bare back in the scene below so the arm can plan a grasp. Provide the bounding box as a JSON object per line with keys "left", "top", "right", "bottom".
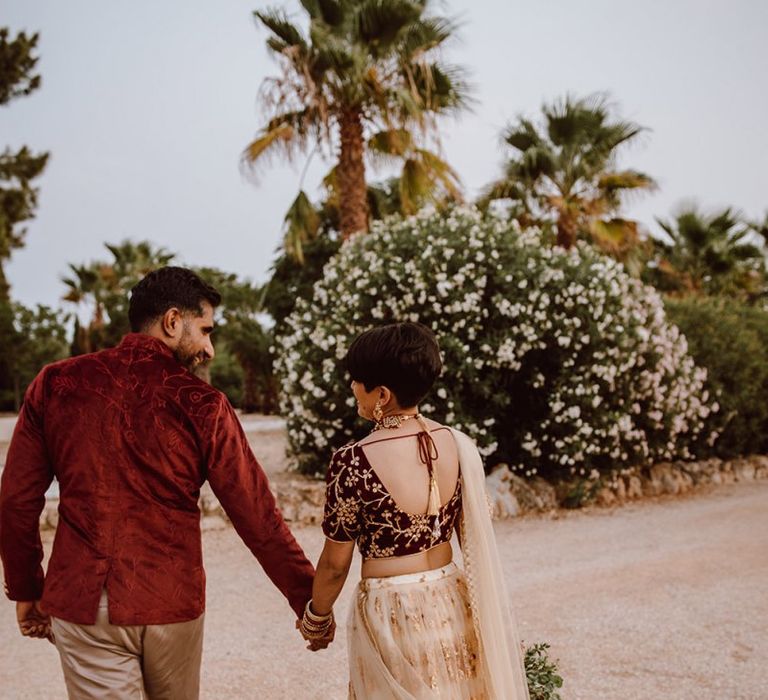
{"left": 357, "top": 419, "right": 459, "bottom": 577}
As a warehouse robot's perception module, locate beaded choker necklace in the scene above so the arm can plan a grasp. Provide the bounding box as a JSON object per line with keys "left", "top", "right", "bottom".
{"left": 373, "top": 413, "right": 421, "bottom": 431}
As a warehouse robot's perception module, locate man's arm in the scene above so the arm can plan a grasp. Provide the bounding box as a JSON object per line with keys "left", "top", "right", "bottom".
{"left": 204, "top": 397, "right": 314, "bottom": 618}
{"left": 0, "top": 371, "right": 54, "bottom": 604}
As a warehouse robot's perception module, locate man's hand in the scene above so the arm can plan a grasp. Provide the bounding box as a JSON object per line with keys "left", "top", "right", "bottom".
{"left": 16, "top": 601, "right": 54, "bottom": 643}
{"left": 296, "top": 617, "right": 336, "bottom": 651}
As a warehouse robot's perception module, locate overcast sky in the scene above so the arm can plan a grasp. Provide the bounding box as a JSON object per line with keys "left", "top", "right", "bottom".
{"left": 3, "top": 0, "right": 767, "bottom": 310}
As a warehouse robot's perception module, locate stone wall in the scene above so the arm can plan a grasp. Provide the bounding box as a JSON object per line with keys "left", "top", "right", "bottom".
{"left": 35, "top": 454, "right": 768, "bottom": 530}
{"left": 486, "top": 455, "right": 768, "bottom": 519}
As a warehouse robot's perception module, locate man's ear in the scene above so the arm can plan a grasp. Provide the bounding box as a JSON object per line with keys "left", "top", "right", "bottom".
{"left": 161, "top": 307, "right": 183, "bottom": 340}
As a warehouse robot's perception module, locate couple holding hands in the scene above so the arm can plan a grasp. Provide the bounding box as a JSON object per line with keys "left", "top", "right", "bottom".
{"left": 0, "top": 266, "right": 528, "bottom": 699}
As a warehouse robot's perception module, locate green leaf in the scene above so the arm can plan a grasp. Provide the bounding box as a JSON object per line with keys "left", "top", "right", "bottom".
{"left": 254, "top": 9, "right": 306, "bottom": 49}
{"left": 357, "top": 0, "right": 422, "bottom": 47}
{"left": 283, "top": 190, "right": 321, "bottom": 263}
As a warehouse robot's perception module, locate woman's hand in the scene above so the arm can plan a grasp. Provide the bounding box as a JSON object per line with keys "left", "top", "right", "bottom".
{"left": 298, "top": 538, "right": 354, "bottom": 651}
{"left": 296, "top": 616, "right": 336, "bottom": 651}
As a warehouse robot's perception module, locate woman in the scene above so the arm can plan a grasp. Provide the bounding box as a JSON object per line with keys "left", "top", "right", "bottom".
{"left": 298, "top": 322, "right": 529, "bottom": 699}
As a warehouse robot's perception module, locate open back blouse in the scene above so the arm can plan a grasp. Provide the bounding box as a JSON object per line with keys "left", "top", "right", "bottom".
{"left": 321, "top": 430, "right": 462, "bottom": 559}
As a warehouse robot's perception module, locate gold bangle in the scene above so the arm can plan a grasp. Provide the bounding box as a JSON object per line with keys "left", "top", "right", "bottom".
{"left": 300, "top": 601, "right": 334, "bottom": 639}
{"left": 305, "top": 600, "right": 333, "bottom": 623}
{"left": 299, "top": 617, "right": 333, "bottom": 639}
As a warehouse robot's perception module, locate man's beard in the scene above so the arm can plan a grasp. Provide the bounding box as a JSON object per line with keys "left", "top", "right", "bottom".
{"left": 174, "top": 327, "right": 207, "bottom": 371}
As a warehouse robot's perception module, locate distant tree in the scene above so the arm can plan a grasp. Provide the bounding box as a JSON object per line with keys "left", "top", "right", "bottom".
{"left": 276, "top": 158, "right": 460, "bottom": 264}
{"left": 261, "top": 233, "right": 342, "bottom": 329}
{"left": 195, "top": 267, "right": 278, "bottom": 413}
{"left": 0, "top": 28, "right": 41, "bottom": 103}
{"left": 63, "top": 240, "right": 174, "bottom": 353}
{"left": 0, "top": 27, "right": 49, "bottom": 410}
{"left": 7, "top": 303, "right": 69, "bottom": 410}
{"left": 480, "top": 94, "right": 655, "bottom": 274}
{"left": 645, "top": 206, "right": 767, "bottom": 303}
{"left": 262, "top": 167, "right": 456, "bottom": 326}
{"left": 242, "top": 0, "right": 469, "bottom": 251}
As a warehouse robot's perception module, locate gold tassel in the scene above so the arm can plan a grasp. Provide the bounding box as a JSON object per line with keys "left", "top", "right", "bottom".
{"left": 427, "top": 473, "right": 441, "bottom": 516}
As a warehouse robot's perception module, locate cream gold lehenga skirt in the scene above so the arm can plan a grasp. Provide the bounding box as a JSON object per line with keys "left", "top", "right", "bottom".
{"left": 347, "top": 563, "right": 489, "bottom": 700}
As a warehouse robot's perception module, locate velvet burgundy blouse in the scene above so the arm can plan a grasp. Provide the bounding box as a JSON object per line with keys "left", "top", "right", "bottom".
{"left": 322, "top": 436, "right": 462, "bottom": 559}
{"left": 0, "top": 333, "right": 314, "bottom": 625}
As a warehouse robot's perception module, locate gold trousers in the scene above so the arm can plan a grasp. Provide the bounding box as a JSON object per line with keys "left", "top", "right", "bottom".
{"left": 51, "top": 591, "right": 204, "bottom": 700}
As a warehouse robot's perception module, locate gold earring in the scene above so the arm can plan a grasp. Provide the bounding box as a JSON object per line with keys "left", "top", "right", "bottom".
{"left": 373, "top": 401, "right": 384, "bottom": 423}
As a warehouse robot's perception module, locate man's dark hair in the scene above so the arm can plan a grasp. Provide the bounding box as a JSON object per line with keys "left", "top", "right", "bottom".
{"left": 128, "top": 266, "right": 222, "bottom": 332}
{"left": 344, "top": 322, "right": 442, "bottom": 408}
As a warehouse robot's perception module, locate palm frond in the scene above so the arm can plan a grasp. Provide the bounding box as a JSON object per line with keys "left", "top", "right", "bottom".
{"left": 399, "top": 157, "right": 431, "bottom": 214}
{"left": 398, "top": 16, "right": 457, "bottom": 57}
{"left": 241, "top": 121, "right": 303, "bottom": 173}
{"left": 398, "top": 147, "right": 462, "bottom": 213}
{"left": 476, "top": 179, "right": 528, "bottom": 209}
{"left": 413, "top": 148, "right": 462, "bottom": 200}
{"left": 299, "top": 0, "right": 322, "bottom": 20}
{"left": 307, "top": 0, "right": 345, "bottom": 27}
{"left": 282, "top": 190, "right": 321, "bottom": 264}
{"left": 255, "top": 9, "right": 307, "bottom": 50}
{"left": 544, "top": 95, "right": 605, "bottom": 147}
{"left": 519, "top": 145, "right": 556, "bottom": 180}
{"left": 504, "top": 119, "right": 540, "bottom": 152}
{"left": 308, "top": 22, "right": 356, "bottom": 74}
{"left": 367, "top": 128, "right": 413, "bottom": 160}
{"left": 590, "top": 218, "right": 640, "bottom": 252}
{"left": 405, "top": 61, "right": 469, "bottom": 113}
{"left": 357, "top": 0, "right": 422, "bottom": 49}
{"left": 598, "top": 170, "right": 656, "bottom": 193}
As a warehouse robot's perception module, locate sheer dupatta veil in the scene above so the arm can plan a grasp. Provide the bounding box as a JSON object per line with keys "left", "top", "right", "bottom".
{"left": 452, "top": 428, "right": 531, "bottom": 700}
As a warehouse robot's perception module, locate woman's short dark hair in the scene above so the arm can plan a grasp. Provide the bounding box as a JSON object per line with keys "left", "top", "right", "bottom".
{"left": 128, "top": 266, "right": 222, "bottom": 332}
{"left": 344, "top": 322, "right": 442, "bottom": 408}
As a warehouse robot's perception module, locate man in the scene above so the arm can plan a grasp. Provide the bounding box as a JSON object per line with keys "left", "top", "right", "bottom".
{"left": 0, "top": 266, "right": 323, "bottom": 698}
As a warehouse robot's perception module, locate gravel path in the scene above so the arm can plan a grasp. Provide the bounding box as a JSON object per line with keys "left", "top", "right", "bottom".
{"left": 1, "top": 480, "right": 766, "bottom": 699}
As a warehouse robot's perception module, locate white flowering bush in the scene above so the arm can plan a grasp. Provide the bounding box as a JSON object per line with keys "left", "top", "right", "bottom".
{"left": 275, "top": 207, "right": 719, "bottom": 477}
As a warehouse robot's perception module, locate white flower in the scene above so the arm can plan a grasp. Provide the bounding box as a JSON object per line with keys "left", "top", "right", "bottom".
{"left": 273, "top": 206, "right": 716, "bottom": 478}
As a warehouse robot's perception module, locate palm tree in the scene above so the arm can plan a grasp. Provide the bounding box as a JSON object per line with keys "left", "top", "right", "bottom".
{"left": 243, "top": 0, "right": 469, "bottom": 243}
{"left": 481, "top": 94, "right": 656, "bottom": 270}
{"left": 62, "top": 262, "right": 110, "bottom": 353}
{"left": 62, "top": 240, "right": 176, "bottom": 351}
{"left": 648, "top": 206, "right": 767, "bottom": 302}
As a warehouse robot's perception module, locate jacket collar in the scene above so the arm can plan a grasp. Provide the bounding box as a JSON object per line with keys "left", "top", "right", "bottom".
{"left": 118, "top": 333, "right": 176, "bottom": 360}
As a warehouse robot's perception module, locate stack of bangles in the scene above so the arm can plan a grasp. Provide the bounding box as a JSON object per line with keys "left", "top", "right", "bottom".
{"left": 300, "top": 601, "right": 334, "bottom": 639}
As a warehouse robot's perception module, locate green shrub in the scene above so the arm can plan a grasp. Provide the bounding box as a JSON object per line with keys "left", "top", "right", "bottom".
{"left": 525, "top": 643, "right": 564, "bottom": 700}
{"left": 665, "top": 296, "right": 768, "bottom": 457}
{"left": 275, "top": 207, "right": 717, "bottom": 476}
{"left": 210, "top": 342, "right": 244, "bottom": 408}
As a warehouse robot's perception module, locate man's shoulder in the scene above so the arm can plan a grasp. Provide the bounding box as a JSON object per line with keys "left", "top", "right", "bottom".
{"left": 36, "top": 347, "right": 227, "bottom": 410}
{"left": 31, "top": 352, "right": 97, "bottom": 385}
{"left": 157, "top": 368, "right": 226, "bottom": 403}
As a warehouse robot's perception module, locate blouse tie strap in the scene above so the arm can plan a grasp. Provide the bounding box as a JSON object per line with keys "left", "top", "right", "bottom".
{"left": 416, "top": 416, "right": 442, "bottom": 518}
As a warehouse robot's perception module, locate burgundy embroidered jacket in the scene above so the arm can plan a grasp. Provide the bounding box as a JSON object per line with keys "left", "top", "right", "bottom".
{"left": 0, "top": 333, "right": 314, "bottom": 625}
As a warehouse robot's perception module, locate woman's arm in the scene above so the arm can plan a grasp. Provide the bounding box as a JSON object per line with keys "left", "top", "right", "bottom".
{"left": 310, "top": 539, "right": 355, "bottom": 616}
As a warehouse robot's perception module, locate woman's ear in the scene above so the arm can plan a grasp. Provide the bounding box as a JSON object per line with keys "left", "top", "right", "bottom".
{"left": 379, "top": 386, "right": 394, "bottom": 409}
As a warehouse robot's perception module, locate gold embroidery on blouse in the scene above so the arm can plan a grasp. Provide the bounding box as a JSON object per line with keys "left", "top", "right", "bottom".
{"left": 321, "top": 443, "right": 462, "bottom": 560}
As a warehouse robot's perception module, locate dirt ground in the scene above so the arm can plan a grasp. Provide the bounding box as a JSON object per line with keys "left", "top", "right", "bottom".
{"left": 1, "top": 478, "right": 766, "bottom": 699}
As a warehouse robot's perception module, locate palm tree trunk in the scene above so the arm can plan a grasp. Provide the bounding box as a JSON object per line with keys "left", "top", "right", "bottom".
{"left": 337, "top": 106, "right": 368, "bottom": 239}
{"left": 556, "top": 211, "right": 578, "bottom": 249}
